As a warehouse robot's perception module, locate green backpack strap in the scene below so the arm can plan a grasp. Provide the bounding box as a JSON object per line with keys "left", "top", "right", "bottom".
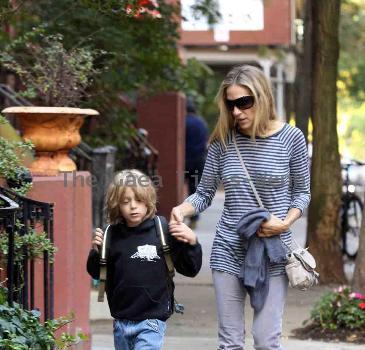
{"left": 98, "top": 224, "right": 111, "bottom": 302}
{"left": 154, "top": 216, "right": 175, "bottom": 279}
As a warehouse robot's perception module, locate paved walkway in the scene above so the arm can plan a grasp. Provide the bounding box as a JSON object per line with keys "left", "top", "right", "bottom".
{"left": 90, "top": 191, "right": 362, "bottom": 349}
{"left": 92, "top": 334, "right": 363, "bottom": 350}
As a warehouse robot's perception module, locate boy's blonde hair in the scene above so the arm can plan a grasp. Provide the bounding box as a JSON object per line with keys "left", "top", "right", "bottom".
{"left": 105, "top": 169, "right": 157, "bottom": 224}
{"left": 210, "top": 65, "right": 277, "bottom": 146}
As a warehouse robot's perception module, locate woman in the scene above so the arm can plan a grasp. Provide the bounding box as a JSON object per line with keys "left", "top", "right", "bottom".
{"left": 170, "top": 65, "right": 310, "bottom": 350}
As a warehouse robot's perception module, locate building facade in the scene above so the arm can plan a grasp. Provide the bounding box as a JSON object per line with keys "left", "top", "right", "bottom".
{"left": 179, "top": 0, "right": 298, "bottom": 120}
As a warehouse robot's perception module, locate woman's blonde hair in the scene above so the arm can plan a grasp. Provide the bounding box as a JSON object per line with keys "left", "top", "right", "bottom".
{"left": 209, "top": 65, "right": 277, "bottom": 146}
{"left": 105, "top": 169, "right": 157, "bottom": 224}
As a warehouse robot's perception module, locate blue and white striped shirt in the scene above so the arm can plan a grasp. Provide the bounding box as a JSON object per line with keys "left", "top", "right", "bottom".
{"left": 186, "top": 123, "right": 311, "bottom": 276}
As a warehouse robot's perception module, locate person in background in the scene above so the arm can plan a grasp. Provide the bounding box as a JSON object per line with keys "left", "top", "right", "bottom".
{"left": 185, "top": 97, "right": 209, "bottom": 229}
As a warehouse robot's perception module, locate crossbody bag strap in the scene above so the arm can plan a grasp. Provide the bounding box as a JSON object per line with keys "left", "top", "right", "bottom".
{"left": 232, "top": 133, "right": 264, "bottom": 208}
{"left": 232, "top": 133, "right": 301, "bottom": 252}
{"left": 98, "top": 224, "right": 111, "bottom": 302}
{"left": 155, "top": 216, "right": 175, "bottom": 279}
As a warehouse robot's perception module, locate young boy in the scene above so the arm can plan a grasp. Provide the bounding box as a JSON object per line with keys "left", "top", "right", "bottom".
{"left": 87, "top": 169, "right": 202, "bottom": 350}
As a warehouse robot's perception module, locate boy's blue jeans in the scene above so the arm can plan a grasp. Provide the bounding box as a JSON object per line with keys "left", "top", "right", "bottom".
{"left": 113, "top": 318, "right": 166, "bottom": 350}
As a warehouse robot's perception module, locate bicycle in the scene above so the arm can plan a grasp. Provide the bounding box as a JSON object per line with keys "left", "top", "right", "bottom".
{"left": 341, "top": 159, "right": 364, "bottom": 259}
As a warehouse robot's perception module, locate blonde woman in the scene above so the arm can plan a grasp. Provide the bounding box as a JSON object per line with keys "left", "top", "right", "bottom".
{"left": 170, "top": 65, "right": 310, "bottom": 349}
{"left": 87, "top": 169, "right": 202, "bottom": 350}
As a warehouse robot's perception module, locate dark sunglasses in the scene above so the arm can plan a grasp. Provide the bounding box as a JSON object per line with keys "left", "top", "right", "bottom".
{"left": 225, "top": 96, "right": 254, "bottom": 112}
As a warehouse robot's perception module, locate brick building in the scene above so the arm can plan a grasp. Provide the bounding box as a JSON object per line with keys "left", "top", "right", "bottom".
{"left": 179, "top": 0, "right": 299, "bottom": 120}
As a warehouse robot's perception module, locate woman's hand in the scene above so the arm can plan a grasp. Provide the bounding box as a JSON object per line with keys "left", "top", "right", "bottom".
{"left": 170, "top": 206, "right": 184, "bottom": 224}
{"left": 169, "top": 222, "right": 197, "bottom": 245}
{"left": 92, "top": 228, "right": 104, "bottom": 251}
{"left": 257, "top": 214, "right": 289, "bottom": 237}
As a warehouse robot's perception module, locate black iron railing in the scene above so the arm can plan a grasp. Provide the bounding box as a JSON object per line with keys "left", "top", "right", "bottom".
{"left": 0, "top": 186, "right": 54, "bottom": 321}
{"left": 119, "top": 128, "right": 159, "bottom": 179}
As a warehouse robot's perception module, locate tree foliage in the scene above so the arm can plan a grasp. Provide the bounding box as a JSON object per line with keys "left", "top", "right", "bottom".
{"left": 0, "top": 0, "right": 183, "bottom": 94}
{"left": 0, "top": 0, "right": 216, "bottom": 151}
{"left": 339, "top": 0, "right": 365, "bottom": 102}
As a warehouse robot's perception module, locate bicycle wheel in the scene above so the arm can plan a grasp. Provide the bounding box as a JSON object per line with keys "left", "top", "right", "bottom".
{"left": 343, "top": 196, "right": 363, "bottom": 258}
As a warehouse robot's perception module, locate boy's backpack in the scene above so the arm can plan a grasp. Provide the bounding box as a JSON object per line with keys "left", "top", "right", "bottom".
{"left": 154, "top": 216, "right": 175, "bottom": 279}
{"left": 153, "top": 216, "right": 184, "bottom": 314}
{"left": 97, "top": 216, "right": 178, "bottom": 310}
{"left": 97, "top": 224, "right": 111, "bottom": 302}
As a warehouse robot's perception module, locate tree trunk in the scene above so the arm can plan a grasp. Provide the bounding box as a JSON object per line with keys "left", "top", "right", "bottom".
{"left": 352, "top": 194, "right": 365, "bottom": 292}
{"left": 295, "top": 0, "right": 312, "bottom": 143}
{"left": 307, "top": 0, "right": 345, "bottom": 283}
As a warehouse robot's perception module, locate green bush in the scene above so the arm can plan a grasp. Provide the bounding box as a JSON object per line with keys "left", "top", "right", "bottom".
{"left": 0, "top": 28, "right": 105, "bottom": 107}
{"left": 0, "top": 287, "right": 86, "bottom": 350}
{"left": 307, "top": 286, "right": 365, "bottom": 330}
{"left": 0, "top": 115, "right": 33, "bottom": 196}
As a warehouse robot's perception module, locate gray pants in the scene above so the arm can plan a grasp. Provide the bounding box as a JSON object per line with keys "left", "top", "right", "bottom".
{"left": 212, "top": 270, "right": 288, "bottom": 350}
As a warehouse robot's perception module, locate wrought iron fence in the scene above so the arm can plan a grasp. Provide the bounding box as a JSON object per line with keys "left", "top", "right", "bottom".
{"left": 0, "top": 186, "right": 54, "bottom": 321}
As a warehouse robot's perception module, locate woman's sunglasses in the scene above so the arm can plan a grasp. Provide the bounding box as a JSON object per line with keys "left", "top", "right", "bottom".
{"left": 225, "top": 96, "right": 254, "bottom": 112}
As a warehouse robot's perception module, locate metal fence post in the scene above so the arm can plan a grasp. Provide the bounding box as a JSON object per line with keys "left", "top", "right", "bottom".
{"left": 91, "top": 146, "right": 117, "bottom": 229}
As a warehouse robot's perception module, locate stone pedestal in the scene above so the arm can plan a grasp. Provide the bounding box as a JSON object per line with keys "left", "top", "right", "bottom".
{"left": 137, "top": 92, "right": 186, "bottom": 217}
{"left": 29, "top": 172, "right": 92, "bottom": 349}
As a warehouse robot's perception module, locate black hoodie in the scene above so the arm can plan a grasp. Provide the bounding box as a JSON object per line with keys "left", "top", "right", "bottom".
{"left": 86, "top": 216, "right": 202, "bottom": 321}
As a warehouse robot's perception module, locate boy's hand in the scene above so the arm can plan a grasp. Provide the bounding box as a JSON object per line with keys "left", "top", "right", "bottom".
{"left": 92, "top": 228, "right": 104, "bottom": 251}
{"left": 169, "top": 222, "right": 197, "bottom": 245}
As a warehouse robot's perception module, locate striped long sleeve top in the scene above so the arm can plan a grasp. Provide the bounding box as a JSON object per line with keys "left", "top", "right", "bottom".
{"left": 186, "top": 123, "right": 311, "bottom": 276}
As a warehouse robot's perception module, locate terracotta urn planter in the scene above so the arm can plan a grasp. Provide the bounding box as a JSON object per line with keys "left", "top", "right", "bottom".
{"left": 1, "top": 107, "right": 99, "bottom": 176}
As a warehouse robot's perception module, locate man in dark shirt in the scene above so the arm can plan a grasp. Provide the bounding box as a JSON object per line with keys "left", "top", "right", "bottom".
{"left": 185, "top": 97, "right": 208, "bottom": 229}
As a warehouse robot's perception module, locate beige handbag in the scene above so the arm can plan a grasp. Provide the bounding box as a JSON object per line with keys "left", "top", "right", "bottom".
{"left": 285, "top": 243, "right": 319, "bottom": 290}
{"left": 233, "top": 134, "right": 319, "bottom": 290}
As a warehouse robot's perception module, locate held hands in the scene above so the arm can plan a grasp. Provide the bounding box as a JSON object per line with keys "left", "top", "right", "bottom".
{"left": 169, "top": 222, "right": 197, "bottom": 245}
{"left": 170, "top": 206, "right": 184, "bottom": 224}
{"left": 257, "top": 214, "right": 289, "bottom": 238}
{"left": 92, "top": 228, "right": 104, "bottom": 251}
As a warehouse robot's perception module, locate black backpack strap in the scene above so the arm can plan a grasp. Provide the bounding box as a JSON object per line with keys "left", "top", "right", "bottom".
{"left": 98, "top": 224, "right": 111, "bottom": 302}
{"left": 154, "top": 216, "right": 175, "bottom": 279}
{"left": 154, "top": 216, "right": 185, "bottom": 315}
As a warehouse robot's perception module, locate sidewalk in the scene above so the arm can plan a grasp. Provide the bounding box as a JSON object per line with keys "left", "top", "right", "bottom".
{"left": 90, "top": 191, "right": 363, "bottom": 349}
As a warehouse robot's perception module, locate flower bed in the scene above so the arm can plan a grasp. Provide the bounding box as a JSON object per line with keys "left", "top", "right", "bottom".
{"left": 293, "top": 286, "right": 365, "bottom": 343}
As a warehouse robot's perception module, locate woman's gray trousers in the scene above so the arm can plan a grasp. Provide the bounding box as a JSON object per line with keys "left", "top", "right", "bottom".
{"left": 212, "top": 270, "right": 288, "bottom": 350}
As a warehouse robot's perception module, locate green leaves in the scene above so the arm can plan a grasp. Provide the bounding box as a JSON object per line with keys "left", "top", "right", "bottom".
{"left": 0, "top": 296, "right": 86, "bottom": 349}
{"left": 0, "top": 228, "right": 57, "bottom": 264}
{"left": 339, "top": 0, "right": 365, "bottom": 102}
{"left": 0, "top": 300, "right": 54, "bottom": 349}
{"left": 0, "top": 116, "right": 33, "bottom": 196}
{"left": 189, "top": 0, "right": 221, "bottom": 26}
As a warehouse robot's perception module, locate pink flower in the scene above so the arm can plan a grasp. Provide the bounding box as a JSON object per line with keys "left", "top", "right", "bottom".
{"left": 337, "top": 285, "right": 345, "bottom": 293}
{"left": 350, "top": 292, "right": 363, "bottom": 299}
{"left": 125, "top": 0, "right": 161, "bottom": 19}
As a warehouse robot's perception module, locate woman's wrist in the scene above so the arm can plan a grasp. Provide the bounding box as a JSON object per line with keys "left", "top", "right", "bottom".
{"left": 283, "top": 208, "right": 302, "bottom": 230}
{"left": 282, "top": 219, "right": 290, "bottom": 231}
{"left": 179, "top": 202, "right": 195, "bottom": 218}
